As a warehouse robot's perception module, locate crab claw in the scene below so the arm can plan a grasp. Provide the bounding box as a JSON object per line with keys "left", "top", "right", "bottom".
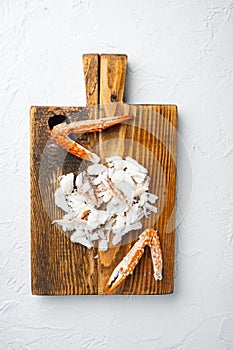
{"left": 104, "top": 231, "right": 148, "bottom": 294}
{"left": 104, "top": 228, "right": 163, "bottom": 294}
{"left": 51, "top": 133, "right": 100, "bottom": 163}
{"left": 104, "top": 261, "right": 128, "bottom": 295}
{"left": 50, "top": 115, "right": 134, "bottom": 162}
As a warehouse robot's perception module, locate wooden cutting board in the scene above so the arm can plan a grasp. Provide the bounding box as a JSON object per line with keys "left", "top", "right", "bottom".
{"left": 30, "top": 54, "right": 177, "bottom": 295}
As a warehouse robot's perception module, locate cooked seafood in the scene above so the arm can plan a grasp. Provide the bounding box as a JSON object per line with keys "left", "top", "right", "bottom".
{"left": 51, "top": 114, "right": 163, "bottom": 293}
{"left": 105, "top": 228, "right": 162, "bottom": 294}
{"left": 53, "top": 157, "right": 158, "bottom": 251}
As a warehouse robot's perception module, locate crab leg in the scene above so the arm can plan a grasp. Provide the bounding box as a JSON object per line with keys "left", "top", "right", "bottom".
{"left": 149, "top": 229, "right": 163, "bottom": 281}
{"left": 104, "top": 228, "right": 162, "bottom": 294}
{"left": 50, "top": 115, "right": 134, "bottom": 163}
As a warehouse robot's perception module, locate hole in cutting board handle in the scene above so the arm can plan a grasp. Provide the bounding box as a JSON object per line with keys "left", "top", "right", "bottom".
{"left": 48, "top": 114, "right": 70, "bottom": 130}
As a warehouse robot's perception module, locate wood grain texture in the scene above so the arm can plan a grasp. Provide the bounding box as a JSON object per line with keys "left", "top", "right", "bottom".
{"left": 95, "top": 103, "right": 177, "bottom": 294}
{"left": 98, "top": 54, "right": 129, "bottom": 294}
{"left": 31, "top": 54, "right": 177, "bottom": 295}
{"left": 100, "top": 54, "right": 127, "bottom": 105}
{"left": 82, "top": 54, "right": 99, "bottom": 106}
{"left": 30, "top": 106, "right": 98, "bottom": 295}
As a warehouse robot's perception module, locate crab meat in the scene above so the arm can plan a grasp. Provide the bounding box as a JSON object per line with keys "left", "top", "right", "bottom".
{"left": 53, "top": 157, "right": 158, "bottom": 251}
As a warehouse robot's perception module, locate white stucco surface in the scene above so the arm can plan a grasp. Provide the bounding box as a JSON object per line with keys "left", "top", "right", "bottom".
{"left": 1, "top": 0, "right": 233, "bottom": 349}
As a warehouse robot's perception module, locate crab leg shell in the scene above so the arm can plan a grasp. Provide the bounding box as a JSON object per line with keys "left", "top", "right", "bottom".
{"left": 105, "top": 234, "right": 147, "bottom": 294}
{"left": 149, "top": 230, "right": 163, "bottom": 281}
{"left": 51, "top": 115, "right": 134, "bottom": 136}
{"left": 51, "top": 134, "right": 100, "bottom": 163}
{"left": 105, "top": 228, "right": 162, "bottom": 294}
{"left": 50, "top": 115, "right": 134, "bottom": 162}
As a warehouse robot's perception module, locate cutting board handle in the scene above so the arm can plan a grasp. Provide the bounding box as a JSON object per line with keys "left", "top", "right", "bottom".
{"left": 82, "top": 54, "right": 127, "bottom": 106}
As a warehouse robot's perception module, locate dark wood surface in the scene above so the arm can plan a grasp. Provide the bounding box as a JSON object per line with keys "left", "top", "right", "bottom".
{"left": 31, "top": 54, "right": 177, "bottom": 295}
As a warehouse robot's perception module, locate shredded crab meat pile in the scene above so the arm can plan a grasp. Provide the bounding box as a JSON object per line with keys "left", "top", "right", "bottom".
{"left": 53, "top": 156, "right": 158, "bottom": 251}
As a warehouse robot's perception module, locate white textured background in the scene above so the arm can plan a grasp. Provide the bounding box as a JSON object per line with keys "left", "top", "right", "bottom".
{"left": 1, "top": 0, "right": 233, "bottom": 349}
